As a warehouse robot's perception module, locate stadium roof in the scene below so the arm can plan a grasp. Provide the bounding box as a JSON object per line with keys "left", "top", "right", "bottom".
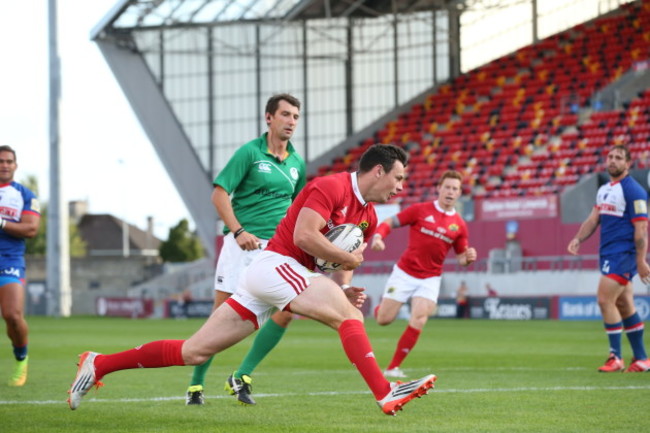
{"left": 93, "top": 0, "right": 466, "bottom": 34}
{"left": 90, "top": 0, "right": 471, "bottom": 258}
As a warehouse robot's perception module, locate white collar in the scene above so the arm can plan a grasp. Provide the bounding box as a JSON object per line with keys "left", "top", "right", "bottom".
{"left": 434, "top": 199, "right": 456, "bottom": 216}
{"left": 351, "top": 172, "right": 367, "bottom": 206}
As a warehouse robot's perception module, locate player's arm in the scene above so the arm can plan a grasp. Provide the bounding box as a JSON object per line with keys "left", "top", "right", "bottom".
{"left": 1, "top": 212, "right": 40, "bottom": 239}
{"left": 211, "top": 186, "right": 259, "bottom": 251}
{"left": 633, "top": 219, "right": 650, "bottom": 283}
{"left": 456, "top": 247, "right": 477, "bottom": 266}
{"left": 370, "top": 215, "right": 400, "bottom": 251}
{"left": 567, "top": 206, "right": 600, "bottom": 255}
{"left": 293, "top": 207, "right": 364, "bottom": 271}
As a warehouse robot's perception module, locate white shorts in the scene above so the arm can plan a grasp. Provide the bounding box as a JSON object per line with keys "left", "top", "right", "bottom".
{"left": 214, "top": 233, "right": 269, "bottom": 294}
{"left": 381, "top": 264, "right": 441, "bottom": 303}
{"left": 230, "top": 250, "right": 321, "bottom": 328}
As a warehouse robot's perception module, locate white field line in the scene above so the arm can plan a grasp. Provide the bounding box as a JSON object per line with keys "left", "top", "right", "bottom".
{"left": 2, "top": 384, "right": 650, "bottom": 406}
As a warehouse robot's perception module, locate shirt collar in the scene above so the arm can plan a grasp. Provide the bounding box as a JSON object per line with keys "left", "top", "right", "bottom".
{"left": 351, "top": 172, "right": 367, "bottom": 206}
{"left": 260, "top": 132, "right": 295, "bottom": 157}
{"left": 434, "top": 199, "right": 456, "bottom": 216}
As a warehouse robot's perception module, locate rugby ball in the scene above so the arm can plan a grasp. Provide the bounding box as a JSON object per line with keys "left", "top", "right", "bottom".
{"left": 315, "top": 223, "right": 364, "bottom": 272}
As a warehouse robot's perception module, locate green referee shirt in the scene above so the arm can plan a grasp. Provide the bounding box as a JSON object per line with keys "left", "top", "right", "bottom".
{"left": 214, "top": 133, "right": 306, "bottom": 239}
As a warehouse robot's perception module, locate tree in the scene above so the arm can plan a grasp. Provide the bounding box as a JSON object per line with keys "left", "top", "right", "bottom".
{"left": 21, "top": 177, "right": 86, "bottom": 257}
{"left": 159, "top": 219, "right": 204, "bottom": 262}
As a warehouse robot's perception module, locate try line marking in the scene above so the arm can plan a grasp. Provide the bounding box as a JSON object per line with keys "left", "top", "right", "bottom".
{"left": 2, "top": 384, "right": 650, "bottom": 406}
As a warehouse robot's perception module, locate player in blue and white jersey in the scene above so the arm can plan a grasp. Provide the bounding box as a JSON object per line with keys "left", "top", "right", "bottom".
{"left": 0, "top": 145, "right": 41, "bottom": 386}
{"left": 568, "top": 145, "right": 650, "bottom": 372}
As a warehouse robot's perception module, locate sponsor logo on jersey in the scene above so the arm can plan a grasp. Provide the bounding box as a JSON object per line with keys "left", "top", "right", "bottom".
{"left": 290, "top": 167, "right": 299, "bottom": 180}
{"left": 341, "top": 206, "right": 348, "bottom": 216}
{"left": 420, "top": 226, "right": 453, "bottom": 243}
{"left": 253, "top": 189, "right": 291, "bottom": 200}
{"left": 258, "top": 162, "right": 272, "bottom": 173}
{"left": 424, "top": 215, "right": 435, "bottom": 223}
{"left": 0, "top": 206, "right": 19, "bottom": 219}
{"left": 598, "top": 203, "right": 617, "bottom": 213}
{"left": 634, "top": 199, "right": 647, "bottom": 214}
{"left": 31, "top": 198, "right": 41, "bottom": 213}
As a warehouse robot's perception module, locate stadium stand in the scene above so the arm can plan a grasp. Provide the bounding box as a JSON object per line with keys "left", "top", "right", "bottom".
{"left": 315, "top": 1, "right": 650, "bottom": 205}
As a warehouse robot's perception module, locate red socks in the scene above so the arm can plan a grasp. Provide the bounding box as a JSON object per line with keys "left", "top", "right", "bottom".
{"left": 387, "top": 325, "right": 421, "bottom": 370}
{"left": 338, "top": 320, "right": 390, "bottom": 400}
{"left": 94, "top": 340, "right": 185, "bottom": 379}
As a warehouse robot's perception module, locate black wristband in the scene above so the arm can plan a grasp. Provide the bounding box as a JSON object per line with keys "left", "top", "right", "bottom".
{"left": 233, "top": 227, "right": 245, "bottom": 238}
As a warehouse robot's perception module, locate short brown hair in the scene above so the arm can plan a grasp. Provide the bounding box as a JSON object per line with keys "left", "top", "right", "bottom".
{"left": 610, "top": 144, "right": 631, "bottom": 161}
{"left": 265, "top": 93, "right": 301, "bottom": 115}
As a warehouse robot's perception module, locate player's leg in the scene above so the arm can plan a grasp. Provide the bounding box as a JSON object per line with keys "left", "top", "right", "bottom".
{"left": 227, "top": 309, "right": 293, "bottom": 404}
{"left": 186, "top": 290, "right": 231, "bottom": 404}
{"left": 68, "top": 302, "right": 257, "bottom": 410}
{"left": 187, "top": 234, "right": 266, "bottom": 404}
{"left": 596, "top": 274, "right": 627, "bottom": 372}
{"left": 0, "top": 277, "right": 29, "bottom": 386}
{"left": 385, "top": 275, "right": 440, "bottom": 377}
{"left": 234, "top": 309, "right": 293, "bottom": 378}
{"left": 290, "top": 276, "right": 435, "bottom": 415}
{"left": 385, "top": 296, "right": 436, "bottom": 376}
{"left": 290, "top": 276, "right": 390, "bottom": 395}
{"left": 222, "top": 251, "right": 302, "bottom": 406}
{"left": 616, "top": 282, "right": 650, "bottom": 372}
{"left": 375, "top": 265, "right": 411, "bottom": 326}
{"left": 375, "top": 298, "right": 403, "bottom": 325}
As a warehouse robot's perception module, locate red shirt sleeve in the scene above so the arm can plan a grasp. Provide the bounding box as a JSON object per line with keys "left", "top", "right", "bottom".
{"left": 452, "top": 220, "right": 469, "bottom": 254}
{"left": 396, "top": 203, "right": 421, "bottom": 226}
{"left": 301, "top": 176, "right": 341, "bottom": 223}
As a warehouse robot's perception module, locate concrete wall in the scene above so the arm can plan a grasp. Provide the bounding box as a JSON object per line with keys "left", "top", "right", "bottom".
{"left": 26, "top": 256, "right": 162, "bottom": 315}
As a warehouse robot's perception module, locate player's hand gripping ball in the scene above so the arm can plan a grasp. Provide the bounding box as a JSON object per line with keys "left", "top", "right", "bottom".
{"left": 315, "top": 223, "right": 364, "bottom": 272}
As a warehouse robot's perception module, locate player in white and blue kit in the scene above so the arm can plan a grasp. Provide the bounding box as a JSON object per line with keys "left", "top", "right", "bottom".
{"left": 0, "top": 145, "right": 41, "bottom": 386}
{"left": 568, "top": 145, "right": 650, "bottom": 372}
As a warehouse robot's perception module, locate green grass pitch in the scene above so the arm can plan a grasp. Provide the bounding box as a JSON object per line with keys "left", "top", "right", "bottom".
{"left": 1, "top": 316, "right": 649, "bottom": 432}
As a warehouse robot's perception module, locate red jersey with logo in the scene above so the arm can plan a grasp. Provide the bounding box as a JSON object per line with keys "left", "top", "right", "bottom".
{"left": 267, "top": 172, "right": 377, "bottom": 270}
{"left": 395, "top": 200, "right": 469, "bottom": 278}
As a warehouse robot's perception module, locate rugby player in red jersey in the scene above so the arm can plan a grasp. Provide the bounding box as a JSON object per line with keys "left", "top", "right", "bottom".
{"left": 68, "top": 144, "right": 436, "bottom": 416}
{"left": 372, "top": 170, "right": 477, "bottom": 378}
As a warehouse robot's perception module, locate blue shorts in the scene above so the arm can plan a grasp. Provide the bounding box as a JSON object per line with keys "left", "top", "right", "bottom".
{"left": 600, "top": 252, "right": 637, "bottom": 284}
{"left": 0, "top": 265, "right": 25, "bottom": 286}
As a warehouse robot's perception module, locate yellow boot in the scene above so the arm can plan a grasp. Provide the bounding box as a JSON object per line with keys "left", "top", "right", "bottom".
{"left": 8, "top": 356, "right": 28, "bottom": 386}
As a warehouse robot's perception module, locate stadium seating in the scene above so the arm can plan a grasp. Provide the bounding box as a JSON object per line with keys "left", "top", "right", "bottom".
{"left": 315, "top": 1, "right": 650, "bottom": 205}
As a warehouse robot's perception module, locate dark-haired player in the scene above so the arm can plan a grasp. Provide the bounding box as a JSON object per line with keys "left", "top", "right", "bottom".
{"left": 568, "top": 144, "right": 650, "bottom": 372}
{"left": 186, "top": 93, "right": 306, "bottom": 406}
{"left": 0, "top": 145, "right": 41, "bottom": 386}
{"left": 68, "top": 144, "right": 436, "bottom": 416}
